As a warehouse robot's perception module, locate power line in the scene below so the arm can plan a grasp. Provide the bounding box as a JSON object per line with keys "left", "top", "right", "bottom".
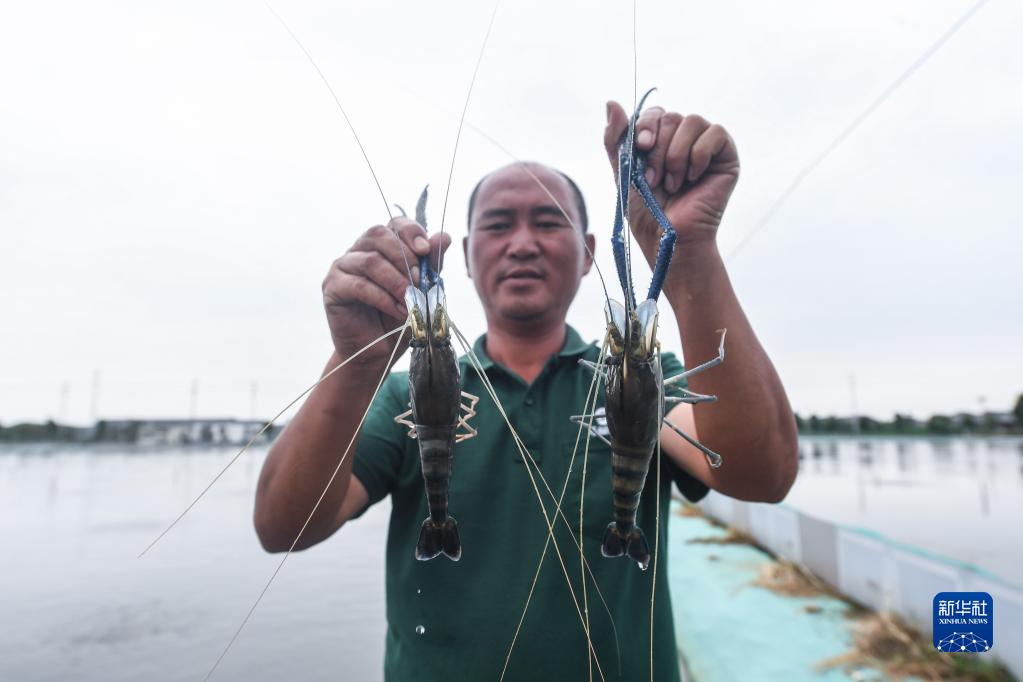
{"left": 727, "top": 0, "right": 992, "bottom": 262}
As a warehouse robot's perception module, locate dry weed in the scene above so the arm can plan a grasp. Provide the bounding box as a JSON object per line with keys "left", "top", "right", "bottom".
{"left": 818, "top": 612, "right": 1015, "bottom": 681}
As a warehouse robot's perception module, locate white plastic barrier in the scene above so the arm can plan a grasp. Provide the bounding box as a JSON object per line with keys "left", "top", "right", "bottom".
{"left": 696, "top": 491, "right": 1023, "bottom": 678}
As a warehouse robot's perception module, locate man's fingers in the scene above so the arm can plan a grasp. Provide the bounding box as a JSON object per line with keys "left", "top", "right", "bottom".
{"left": 644, "top": 111, "right": 682, "bottom": 190}
{"left": 634, "top": 106, "right": 664, "bottom": 150}
{"left": 324, "top": 269, "right": 406, "bottom": 320}
{"left": 354, "top": 221, "right": 421, "bottom": 285}
{"left": 688, "top": 124, "right": 730, "bottom": 183}
{"left": 389, "top": 216, "right": 431, "bottom": 263}
{"left": 336, "top": 250, "right": 411, "bottom": 316}
{"left": 426, "top": 232, "right": 453, "bottom": 274}
{"left": 603, "top": 100, "right": 630, "bottom": 173}
{"left": 664, "top": 114, "right": 711, "bottom": 194}
{"left": 633, "top": 106, "right": 665, "bottom": 185}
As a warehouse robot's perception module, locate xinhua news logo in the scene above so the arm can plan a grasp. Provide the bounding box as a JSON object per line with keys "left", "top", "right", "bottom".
{"left": 933, "top": 592, "right": 993, "bottom": 653}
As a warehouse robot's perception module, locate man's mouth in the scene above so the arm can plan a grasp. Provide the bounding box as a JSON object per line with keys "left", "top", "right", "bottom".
{"left": 501, "top": 269, "right": 545, "bottom": 282}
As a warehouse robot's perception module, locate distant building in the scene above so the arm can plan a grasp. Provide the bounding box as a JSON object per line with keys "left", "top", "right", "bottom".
{"left": 981, "top": 411, "right": 1016, "bottom": 432}
{"left": 0, "top": 418, "right": 275, "bottom": 445}
{"left": 96, "top": 418, "right": 272, "bottom": 446}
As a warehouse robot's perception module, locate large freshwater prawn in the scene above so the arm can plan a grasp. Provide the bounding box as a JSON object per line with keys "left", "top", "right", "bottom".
{"left": 571, "top": 88, "right": 727, "bottom": 571}
{"left": 393, "top": 187, "right": 479, "bottom": 561}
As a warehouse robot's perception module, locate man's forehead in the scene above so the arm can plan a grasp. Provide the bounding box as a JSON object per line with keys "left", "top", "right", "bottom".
{"left": 474, "top": 163, "right": 574, "bottom": 212}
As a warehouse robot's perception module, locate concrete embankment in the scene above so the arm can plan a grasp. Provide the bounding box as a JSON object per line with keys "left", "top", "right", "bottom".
{"left": 668, "top": 499, "right": 1018, "bottom": 681}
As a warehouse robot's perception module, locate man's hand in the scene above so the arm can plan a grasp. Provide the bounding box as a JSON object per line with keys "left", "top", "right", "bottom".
{"left": 322, "top": 219, "right": 450, "bottom": 367}
{"left": 603, "top": 101, "right": 740, "bottom": 251}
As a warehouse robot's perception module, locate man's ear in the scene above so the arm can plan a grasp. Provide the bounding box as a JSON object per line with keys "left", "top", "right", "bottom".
{"left": 463, "top": 236, "right": 471, "bottom": 278}
{"left": 582, "top": 233, "right": 596, "bottom": 275}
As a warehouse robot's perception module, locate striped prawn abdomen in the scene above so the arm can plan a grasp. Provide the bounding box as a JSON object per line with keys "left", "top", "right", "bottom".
{"left": 608, "top": 439, "right": 655, "bottom": 530}
{"left": 407, "top": 340, "right": 463, "bottom": 561}
{"left": 414, "top": 424, "right": 456, "bottom": 525}
{"left": 602, "top": 353, "right": 661, "bottom": 572}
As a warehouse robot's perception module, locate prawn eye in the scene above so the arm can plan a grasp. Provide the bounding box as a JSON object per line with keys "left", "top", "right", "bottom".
{"left": 605, "top": 300, "right": 627, "bottom": 355}
{"left": 405, "top": 286, "right": 430, "bottom": 343}
{"left": 426, "top": 282, "right": 449, "bottom": 342}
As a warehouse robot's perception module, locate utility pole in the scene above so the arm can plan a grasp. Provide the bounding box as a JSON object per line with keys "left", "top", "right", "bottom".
{"left": 849, "top": 372, "right": 860, "bottom": 435}
{"left": 189, "top": 379, "right": 199, "bottom": 420}
{"left": 59, "top": 382, "right": 70, "bottom": 424}
{"left": 89, "top": 370, "right": 101, "bottom": 423}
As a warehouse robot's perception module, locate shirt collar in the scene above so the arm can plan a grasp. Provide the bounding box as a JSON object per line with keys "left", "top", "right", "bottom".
{"left": 558, "top": 325, "right": 592, "bottom": 359}
{"left": 461, "top": 324, "right": 592, "bottom": 371}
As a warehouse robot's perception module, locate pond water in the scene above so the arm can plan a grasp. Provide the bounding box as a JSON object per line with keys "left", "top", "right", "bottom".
{"left": 1, "top": 436, "right": 1019, "bottom": 680}
{"left": 0, "top": 445, "right": 387, "bottom": 681}
{"left": 787, "top": 435, "right": 1023, "bottom": 585}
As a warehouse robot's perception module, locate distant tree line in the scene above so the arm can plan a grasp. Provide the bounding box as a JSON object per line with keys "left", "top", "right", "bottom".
{"left": 797, "top": 393, "right": 1023, "bottom": 436}
{"left": 0, "top": 419, "right": 69, "bottom": 442}
{"left": 2, "top": 393, "right": 1022, "bottom": 442}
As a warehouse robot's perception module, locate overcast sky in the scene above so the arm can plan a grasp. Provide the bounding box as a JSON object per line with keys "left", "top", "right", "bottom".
{"left": 1, "top": 0, "right": 1020, "bottom": 424}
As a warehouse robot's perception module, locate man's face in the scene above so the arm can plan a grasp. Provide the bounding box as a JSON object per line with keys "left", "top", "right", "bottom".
{"left": 464, "top": 163, "right": 595, "bottom": 325}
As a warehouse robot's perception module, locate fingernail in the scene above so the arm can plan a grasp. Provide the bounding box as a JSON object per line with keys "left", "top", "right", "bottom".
{"left": 665, "top": 173, "right": 677, "bottom": 193}
{"left": 637, "top": 130, "right": 653, "bottom": 146}
{"left": 688, "top": 166, "right": 699, "bottom": 182}
{"left": 411, "top": 266, "right": 420, "bottom": 283}
{"left": 413, "top": 236, "right": 429, "bottom": 253}
{"left": 396, "top": 301, "right": 408, "bottom": 316}
{"left": 645, "top": 169, "right": 655, "bottom": 185}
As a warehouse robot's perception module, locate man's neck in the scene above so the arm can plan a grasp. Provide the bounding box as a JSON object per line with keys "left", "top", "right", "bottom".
{"left": 484, "top": 318, "right": 567, "bottom": 385}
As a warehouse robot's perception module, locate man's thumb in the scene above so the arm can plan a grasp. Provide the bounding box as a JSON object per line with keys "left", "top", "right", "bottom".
{"left": 603, "top": 101, "right": 629, "bottom": 170}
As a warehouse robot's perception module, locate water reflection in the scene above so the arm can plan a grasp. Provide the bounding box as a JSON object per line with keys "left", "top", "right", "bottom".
{"left": 857, "top": 448, "right": 874, "bottom": 469}
{"left": 895, "top": 447, "right": 915, "bottom": 474}
{"left": 932, "top": 442, "right": 955, "bottom": 473}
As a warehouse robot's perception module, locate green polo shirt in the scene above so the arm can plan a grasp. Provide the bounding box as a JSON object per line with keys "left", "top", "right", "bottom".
{"left": 352, "top": 325, "right": 708, "bottom": 681}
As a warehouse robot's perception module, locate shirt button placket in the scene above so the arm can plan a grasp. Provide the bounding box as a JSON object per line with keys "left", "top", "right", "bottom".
{"left": 520, "top": 392, "right": 541, "bottom": 459}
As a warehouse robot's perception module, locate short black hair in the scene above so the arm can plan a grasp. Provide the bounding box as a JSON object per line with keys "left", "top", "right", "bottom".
{"left": 467, "top": 165, "right": 588, "bottom": 232}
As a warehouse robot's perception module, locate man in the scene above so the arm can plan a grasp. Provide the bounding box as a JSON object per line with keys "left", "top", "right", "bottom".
{"left": 255, "top": 101, "right": 798, "bottom": 680}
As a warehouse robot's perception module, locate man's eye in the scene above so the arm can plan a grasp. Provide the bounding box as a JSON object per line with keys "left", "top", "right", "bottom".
{"left": 482, "top": 223, "right": 510, "bottom": 231}
{"left": 537, "top": 221, "right": 566, "bottom": 230}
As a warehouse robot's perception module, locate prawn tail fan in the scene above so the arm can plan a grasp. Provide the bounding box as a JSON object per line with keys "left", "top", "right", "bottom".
{"left": 600, "top": 522, "right": 651, "bottom": 571}
{"left": 415, "top": 516, "right": 461, "bottom": 561}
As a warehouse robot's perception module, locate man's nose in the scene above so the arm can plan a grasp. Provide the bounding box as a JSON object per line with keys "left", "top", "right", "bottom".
{"left": 506, "top": 223, "right": 540, "bottom": 258}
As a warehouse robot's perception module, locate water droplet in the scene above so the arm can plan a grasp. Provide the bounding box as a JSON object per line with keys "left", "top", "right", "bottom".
{"left": 416, "top": 589, "right": 421, "bottom": 595}
{"left": 415, "top": 625, "right": 426, "bottom": 635}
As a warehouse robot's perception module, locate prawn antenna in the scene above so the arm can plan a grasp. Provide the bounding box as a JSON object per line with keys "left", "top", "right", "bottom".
{"left": 727, "top": 0, "right": 992, "bottom": 261}
{"left": 437, "top": 0, "right": 502, "bottom": 275}
{"left": 263, "top": 1, "right": 415, "bottom": 286}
